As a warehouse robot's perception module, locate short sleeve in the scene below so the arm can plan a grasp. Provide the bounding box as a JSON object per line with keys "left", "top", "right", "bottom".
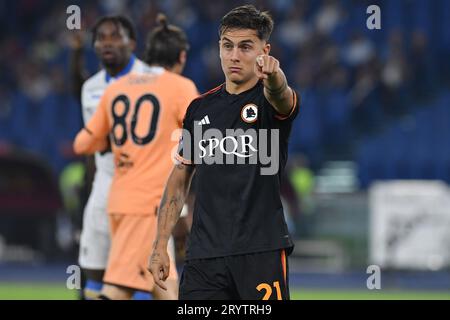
{"left": 272, "top": 89, "right": 300, "bottom": 122}
{"left": 85, "top": 89, "right": 111, "bottom": 140}
{"left": 80, "top": 82, "right": 94, "bottom": 124}
{"left": 175, "top": 99, "right": 198, "bottom": 165}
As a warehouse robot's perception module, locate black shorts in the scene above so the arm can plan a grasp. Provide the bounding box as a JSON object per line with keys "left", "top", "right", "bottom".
{"left": 179, "top": 249, "right": 290, "bottom": 300}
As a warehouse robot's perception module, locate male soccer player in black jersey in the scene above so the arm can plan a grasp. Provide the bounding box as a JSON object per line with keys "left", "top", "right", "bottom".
{"left": 148, "top": 5, "right": 300, "bottom": 300}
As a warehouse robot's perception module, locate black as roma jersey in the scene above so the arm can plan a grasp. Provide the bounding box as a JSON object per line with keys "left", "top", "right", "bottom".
{"left": 177, "top": 81, "right": 300, "bottom": 260}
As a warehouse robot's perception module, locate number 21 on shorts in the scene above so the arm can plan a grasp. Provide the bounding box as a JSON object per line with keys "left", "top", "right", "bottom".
{"left": 256, "top": 281, "right": 282, "bottom": 300}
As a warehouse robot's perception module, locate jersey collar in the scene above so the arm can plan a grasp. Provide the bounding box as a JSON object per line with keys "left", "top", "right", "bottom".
{"left": 221, "top": 80, "right": 262, "bottom": 97}
{"left": 105, "top": 54, "right": 136, "bottom": 83}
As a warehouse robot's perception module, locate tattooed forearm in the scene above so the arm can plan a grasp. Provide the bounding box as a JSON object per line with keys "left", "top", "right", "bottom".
{"left": 150, "top": 252, "right": 161, "bottom": 263}
{"left": 159, "top": 194, "right": 182, "bottom": 231}
{"left": 154, "top": 163, "right": 195, "bottom": 249}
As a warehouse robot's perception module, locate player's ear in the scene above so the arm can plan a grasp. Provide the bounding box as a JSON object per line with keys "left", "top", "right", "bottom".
{"left": 263, "top": 43, "right": 270, "bottom": 55}
{"left": 179, "top": 50, "right": 187, "bottom": 65}
{"left": 128, "top": 39, "right": 136, "bottom": 52}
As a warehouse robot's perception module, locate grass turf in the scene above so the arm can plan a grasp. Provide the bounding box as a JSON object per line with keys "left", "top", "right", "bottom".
{"left": 0, "top": 284, "right": 449, "bottom": 300}
{"left": 0, "top": 283, "right": 78, "bottom": 300}
{"left": 290, "top": 288, "right": 450, "bottom": 300}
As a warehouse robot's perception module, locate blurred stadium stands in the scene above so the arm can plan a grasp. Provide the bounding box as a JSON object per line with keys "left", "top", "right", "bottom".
{"left": 0, "top": 0, "right": 450, "bottom": 295}
{"left": 0, "top": 0, "right": 448, "bottom": 182}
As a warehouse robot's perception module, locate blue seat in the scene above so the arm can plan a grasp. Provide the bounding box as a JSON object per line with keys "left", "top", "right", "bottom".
{"left": 433, "top": 152, "right": 450, "bottom": 183}
{"left": 441, "top": 0, "right": 450, "bottom": 49}
{"left": 412, "top": 0, "right": 433, "bottom": 37}
{"left": 10, "top": 93, "right": 47, "bottom": 153}
{"left": 356, "top": 136, "right": 386, "bottom": 188}
{"left": 290, "top": 89, "right": 323, "bottom": 165}
{"left": 383, "top": 0, "right": 405, "bottom": 31}
{"left": 39, "top": 94, "right": 83, "bottom": 174}
{"left": 321, "top": 89, "right": 351, "bottom": 146}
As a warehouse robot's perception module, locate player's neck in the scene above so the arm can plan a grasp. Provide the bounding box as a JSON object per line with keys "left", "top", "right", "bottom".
{"left": 105, "top": 56, "right": 132, "bottom": 77}
{"left": 225, "top": 77, "right": 259, "bottom": 95}
{"left": 152, "top": 63, "right": 183, "bottom": 75}
{"left": 106, "top": 64, "right": 125, "bottom": 77}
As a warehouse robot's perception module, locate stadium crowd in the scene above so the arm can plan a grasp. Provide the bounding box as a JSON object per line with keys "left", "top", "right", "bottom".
{"left": 0, "top": 0, "right": 449, "bottom": 184}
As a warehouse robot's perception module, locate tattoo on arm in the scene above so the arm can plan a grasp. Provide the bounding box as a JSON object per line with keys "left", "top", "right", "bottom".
{"left": 158, "top": 190, "right": 183, "bottom": 241}
{"left": 265, "top": 81, "right": 288, "bottom": 97}
{"left": 156, "top": 163, "right": 195, "bottom": 245}
{"left": 150, "top": 252, "right": 160, "bottom": 263}
{"left": 160, "top": 195, "right": 181, "bottom": 229}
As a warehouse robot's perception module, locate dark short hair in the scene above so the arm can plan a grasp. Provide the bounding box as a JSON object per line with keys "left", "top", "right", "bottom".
{"left": 144, "top": 14, "right": 189, "bottom": 68}
{"left": 219, "top": 5, "right": 274, "bottom": 41}
{"left": 92, "top": 15, "right": 137, "bottom": 44}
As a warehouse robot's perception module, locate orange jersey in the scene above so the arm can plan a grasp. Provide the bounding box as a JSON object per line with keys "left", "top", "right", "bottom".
{"left": 83, "top": 67, "right": 198, "bottom": 214}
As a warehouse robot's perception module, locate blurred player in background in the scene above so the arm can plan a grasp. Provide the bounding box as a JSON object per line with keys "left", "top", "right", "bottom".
{"left": 149, "top": 5, "right": 299, "bottom": 300}
{"left": 73, "top": 14, "right": 198, "bottom": 300}
{"left": 75, "top": 15, "right": 147, "bottom": 299}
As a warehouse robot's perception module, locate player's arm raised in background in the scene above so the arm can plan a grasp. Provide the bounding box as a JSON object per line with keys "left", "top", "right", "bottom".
{"left": 255, "top": 54, "right": 299, "bottom": 117}
{"left": 148, "top": 162, "right": 195, "bottom": 290}
{"left": 69, "top": 31, "right": 88, "bottom": 102}
{"left": 73, "top": 92, "right": 110, "bottom": 155}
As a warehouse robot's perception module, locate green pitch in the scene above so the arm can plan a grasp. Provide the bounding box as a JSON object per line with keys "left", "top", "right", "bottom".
{"left": 0, "top": 283, "right": 78, "bottom": 300}
{"left": 0, "top": 283, "right": 449, "bottom": 300}
{"left": 290, "top": 289, "right": 450, "bottom": 300}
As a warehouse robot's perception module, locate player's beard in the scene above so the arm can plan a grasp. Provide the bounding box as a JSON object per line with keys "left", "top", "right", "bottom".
{"left": 101, "top": 55, "right": 119, "bottom": 69}
{"left": 102, "top": 60, "right": 118, "bottom": 70}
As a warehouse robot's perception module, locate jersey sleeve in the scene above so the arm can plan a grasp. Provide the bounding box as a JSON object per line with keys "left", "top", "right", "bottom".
{"left": 85, "top": 89, "right": 111, "bottom": 140}
{"left": 80, "top": 82, "right": 90, "bottom": 124}
{"left": 267, "top": 88, "right": 300, "bottom": 123}
{"left": 80, "top": 80, "right": 98, "bottom": 124}
{"left": 175, "top": 99, "right": 198, "bottom": 165}
{"left": 73, "top": 89, "right": 111, "bottom": 154}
